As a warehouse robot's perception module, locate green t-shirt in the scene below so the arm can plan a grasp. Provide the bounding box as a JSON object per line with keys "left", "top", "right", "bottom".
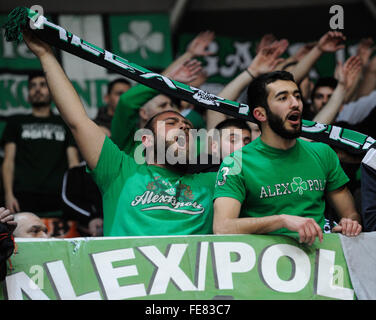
{"left": 213, "top": 137, "right": 349, "bottom": 235}
{"left": 90, "top": 137, "right": 217, "bottom": 237}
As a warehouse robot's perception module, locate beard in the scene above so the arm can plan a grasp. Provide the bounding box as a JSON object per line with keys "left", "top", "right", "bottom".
{"left": 29, "top": 93, "right": 52, "bottom": 108}
{"left": 266, "top": 108, "right": 302, "bottom": 140}
{"left": 152, "top": 134, "right": 191, "bottom": 174}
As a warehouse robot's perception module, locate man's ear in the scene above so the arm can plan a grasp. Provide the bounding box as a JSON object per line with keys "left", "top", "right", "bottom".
{"left": 139, "top": 107, "right": 148, "bottom": 121}
{"left": 253, "top": 106, "right": 267, "bottom": 123}
{"left": 141, "top": 134, "right": 154, "bottom": 148}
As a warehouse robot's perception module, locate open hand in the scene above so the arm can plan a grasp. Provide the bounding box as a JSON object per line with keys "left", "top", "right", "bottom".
{"left": 187, "top": 30, "right": 215, "bottom": 57}
{"left": 249, "top": 39, "right": 289, "bottom": 76}
{"left": 167, "top": 59, "right": 202, "bottom": 84}
{"left": 317, "top": 31, "right": 346, "bottom": 53}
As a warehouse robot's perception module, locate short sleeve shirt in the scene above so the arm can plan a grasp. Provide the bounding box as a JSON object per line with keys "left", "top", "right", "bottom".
{"left": 213, "top": 137, "right": 349, "bottom": 235}
{"left": 90, "top": 137, "right": 217, "bottom": 236}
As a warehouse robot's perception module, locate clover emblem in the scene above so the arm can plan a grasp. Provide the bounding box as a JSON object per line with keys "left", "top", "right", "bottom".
{"left": 119, "top": 21, "right": 164, "bottom": 59}
{"left": 291, "top": 177, "right": 307, "bottom": 195}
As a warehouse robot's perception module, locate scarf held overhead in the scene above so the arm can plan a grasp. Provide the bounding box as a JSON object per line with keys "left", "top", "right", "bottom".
{"left": 3, "top": 7, "right": 375, "bottom": 155}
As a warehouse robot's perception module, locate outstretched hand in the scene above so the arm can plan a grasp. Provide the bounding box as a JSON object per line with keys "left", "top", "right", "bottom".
{"left": 22, "top": 29, "right": 53, "bottom": 58}
{"left": 187, "top": 30, "right": 215, "bottom": 57}
{"left": 166, "top": 59, "right": 203, "bottom": 84}
{"left": 256, "top": 33, "right": 277, "bottom": 54}
{"left": 317, "top": 31, "right": 346, "bottom": 53}
{"left": 249, "top": 39, "right": 289, "bottom": 77}
{"left": 357, "top": 37, "right": 374, "bottom": 66}
{"left": 336, "top": 55, "right": 363, "bottom": 90}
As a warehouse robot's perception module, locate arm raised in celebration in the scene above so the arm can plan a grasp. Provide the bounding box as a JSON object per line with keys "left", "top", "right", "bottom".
{"left": 23, "top": 30, "right": 105, "bottom": 170}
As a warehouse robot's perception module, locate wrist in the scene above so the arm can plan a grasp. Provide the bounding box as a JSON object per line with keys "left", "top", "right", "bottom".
{"left": 279, "top": 214, "right": 287, "bottom": 228}
{"left": 313, "top": 44, "right": 324, "bottom": 55}
{"left": 246, "top": 67, "right": 258, "bottom": 79}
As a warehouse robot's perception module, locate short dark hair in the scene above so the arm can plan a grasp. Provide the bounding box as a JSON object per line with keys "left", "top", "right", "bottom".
{"left": 28, "top": 70, "right": 45, "bottom": 86}
{"left": 247, "top": 70, "right": 296, "bottom": 111}
{"left": 107, "top": 78, "right": 131, "bottom": 94}
{"left": 143, "top": 110, "right": 186, "bottom": 132}
{"left": 311, "top": 77, "right": 338, "bottom": 101}
{"left": 215, "top": 118, "right": 252, "bottom": 134}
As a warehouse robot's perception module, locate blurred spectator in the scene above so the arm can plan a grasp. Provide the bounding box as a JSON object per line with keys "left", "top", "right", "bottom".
{"left": 13, "top": 212, "right": 48, "bottom": 238}
{"left": 1, "top": 71, "right": 80, "bottom": 215}
{"left": 187, "top": 118, "right": 252, "bottom": 173}
{"left": 1, "top": 71, "right": 81, "bottom": 238}
{"left": 94, "top": 78, "right": 131, "bottom": 137}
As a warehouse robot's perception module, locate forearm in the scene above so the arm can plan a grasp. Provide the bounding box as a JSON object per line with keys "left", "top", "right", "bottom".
{"left": 216, "top": 215, "right": 285, "bottom": 235}
{"left": 162, "top": 51, "right": 193, "bottom": 76}
{"left": 218, "top": 70, "right": 254, "bottom": 101}
{"left": 329, "top": 187, "right": 362, "bottom": 223}
{"left": 67, "top": 146, "right": 80, "bottom": 168}
{"left": 291, "top": 46, "right": 322, "bottom": 83}
{"left": 39, "top": 52, "right": 88, "bottom": 130}
{"left": 313, "top": 83, "right": 345, "bottom": 124}
{"left": 207, "top": 68, "right": 254, "bottom": 129}
{"left": 355, "top": 68, "right": 376, "bottom": 99}
{"left": 2, "top": 161, "right": 14, "bottom": 196}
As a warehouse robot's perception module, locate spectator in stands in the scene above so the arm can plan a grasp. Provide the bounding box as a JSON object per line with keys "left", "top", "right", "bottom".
{"left": 213, "top": 71, "right": 362, "bottom": 245}
{"left": 13, "top": 212, "right": 48, "bottom": 238}
{"left": 111, "top": 31, "right": 214, "bottom": 156}
{"left": 94, "top": 78, "right": 131, "bottom": 137}
{"left": 22, "top": 29, "right": 219, "bottom": 237}
{"left": 1, "top": 71, "right": 81, "bottom": 239}
{"left": 187, "top": 118, "right": 252, "bottom": 173}
{"left": 1, "top": 71, "right": 80, "bottom": 215}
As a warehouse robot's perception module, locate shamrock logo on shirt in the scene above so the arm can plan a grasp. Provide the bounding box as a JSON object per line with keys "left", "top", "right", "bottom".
{"left": 291, "top": 177, "right": 308, "bottom": 195}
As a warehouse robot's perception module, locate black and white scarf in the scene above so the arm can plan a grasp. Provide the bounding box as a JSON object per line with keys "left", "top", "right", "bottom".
{"left": 3, "top": 7, "right": 375, "bottom": 156}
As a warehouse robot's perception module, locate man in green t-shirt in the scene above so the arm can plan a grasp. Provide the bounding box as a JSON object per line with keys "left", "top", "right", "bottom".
{"left": 213, "top": 71, "right": 362, "bottom": 245}
{"left": 23, "top": 31, "right": 217, "bottom": 237}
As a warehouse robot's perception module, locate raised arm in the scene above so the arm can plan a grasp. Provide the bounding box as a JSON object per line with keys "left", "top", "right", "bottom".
{"left": 22, "top": 30, "right": 105, "bottom": 170}
{"left": 313, "top": 55, "right": 362, "bottom": 124}
{"left": 162, "top": 30, "right": 215, "bottom": 76}
{"left": 291, "top": 31, "right": 346, "bottom": 84}
{"left": 206, "top": 39, "right": 288, "bottom": 129}
{"left": 354, "top": 39, "right": 376, "bottom": 99}
{"left": 2, "top": 143, "right": 20, "bottom": 213}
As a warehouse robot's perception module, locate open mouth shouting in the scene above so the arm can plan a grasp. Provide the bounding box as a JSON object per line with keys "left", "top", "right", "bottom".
{"left": 286, "top": 111, "right": 301, "bottom": 127}
{"left": 175, "top": 132, "right": 189, "bottom": 149}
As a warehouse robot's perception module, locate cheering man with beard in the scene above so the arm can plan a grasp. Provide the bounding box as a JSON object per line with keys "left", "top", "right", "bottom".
{"left": 213, "top": 71, "right": 362, "bottom": 245}
{"left": 21, "top": 30, "right": 217, "bottom": 237}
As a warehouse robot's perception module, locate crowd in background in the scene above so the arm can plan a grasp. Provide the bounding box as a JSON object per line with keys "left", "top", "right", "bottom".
{"left": 0, "top": 28, "right": 375, "bottom": 239}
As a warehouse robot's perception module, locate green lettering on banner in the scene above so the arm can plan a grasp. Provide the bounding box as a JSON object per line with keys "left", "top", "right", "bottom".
{"left": 0, "top": 234, "right": 355, "bottom": 300}
{"left": 109, "top": 14, "right": 172, "bottom": 69}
